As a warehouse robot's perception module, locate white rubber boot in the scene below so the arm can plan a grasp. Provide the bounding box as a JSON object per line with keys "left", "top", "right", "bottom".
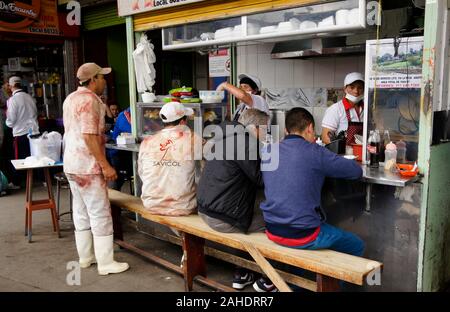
{"left": 93, "top": 234, "right": 129, "bottom": 275}
{"left": 74, "top": 230, "right": 96, "bottom": 268}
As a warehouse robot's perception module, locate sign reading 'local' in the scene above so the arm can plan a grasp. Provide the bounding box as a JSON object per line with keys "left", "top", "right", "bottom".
{"left": 118, "top": 0, "right": 205, "bottom": 17}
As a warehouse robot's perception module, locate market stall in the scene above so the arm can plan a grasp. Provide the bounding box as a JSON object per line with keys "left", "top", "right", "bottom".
{"left": 118, "top": 0, "right": 450, "bottom": 291}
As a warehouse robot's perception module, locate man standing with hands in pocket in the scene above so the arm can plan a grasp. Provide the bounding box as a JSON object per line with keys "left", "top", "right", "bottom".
{"left": 63, "top": 63, "right": 129, "bottom": 276}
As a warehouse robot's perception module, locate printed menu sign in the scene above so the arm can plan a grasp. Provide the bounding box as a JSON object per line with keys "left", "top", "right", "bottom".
{"left": 367, "top": 39, "right": 423, "bottom": 89}
{"left": 118, "top": 0, "right": 205, "bottom": 17}
{"left": 209, "top": 49, "right": 231, "bottom": 77}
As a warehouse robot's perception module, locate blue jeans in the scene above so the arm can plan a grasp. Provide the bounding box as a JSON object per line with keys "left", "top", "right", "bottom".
{"left": 292, "top": 223, "right": 365, "bottom": 256}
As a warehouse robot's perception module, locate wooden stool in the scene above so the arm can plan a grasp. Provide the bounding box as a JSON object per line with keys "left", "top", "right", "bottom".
{"left": 25, "top": 168, "right": 61, "bottom": 243}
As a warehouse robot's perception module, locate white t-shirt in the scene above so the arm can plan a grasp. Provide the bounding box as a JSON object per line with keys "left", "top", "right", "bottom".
{"left": 321, "top": 100, "right": 364, "bottom": 134}
{"left": 233, "top": 94, "right": 270, "bottom": 120}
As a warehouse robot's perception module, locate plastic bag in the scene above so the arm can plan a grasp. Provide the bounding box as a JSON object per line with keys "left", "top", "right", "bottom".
{"left": 28, "top": 131, "right": 62, "bottom": 162}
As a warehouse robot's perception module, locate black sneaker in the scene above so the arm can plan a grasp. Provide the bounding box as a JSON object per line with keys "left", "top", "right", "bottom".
{"left": 253, "top": 277, "right": 278, "bottom": 292}
{"left": 232, "top": 271, "right": 255, "bottom": 290}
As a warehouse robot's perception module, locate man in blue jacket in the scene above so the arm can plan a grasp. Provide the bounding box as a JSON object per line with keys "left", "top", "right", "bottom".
{"left": 107, "top": 107, "right": 132, "bottom": 191}
{"left": 258, "top": 107, "right": 364, "bottom": 290}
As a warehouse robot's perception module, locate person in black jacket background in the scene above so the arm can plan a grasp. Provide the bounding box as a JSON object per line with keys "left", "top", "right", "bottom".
{"left": 197, "top": 109, "right": 269, "bottom": 290}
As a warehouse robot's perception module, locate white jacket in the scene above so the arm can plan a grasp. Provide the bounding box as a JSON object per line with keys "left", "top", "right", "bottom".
{"left": 6, "top": 89, "right": 39, "bottom": 137}
{"left": 132, "top": 35, "right": 156, "bottom": 93}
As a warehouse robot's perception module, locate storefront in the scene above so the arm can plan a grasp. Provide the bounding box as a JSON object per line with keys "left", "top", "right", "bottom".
{"left": 118, "top": 0, "right": 450, "bottom": 291}
{"left": 80, "top": 0, "right": 129, "bottom": 109}
{"left": 1, "top": 0, "right": 80, "bottom": 126}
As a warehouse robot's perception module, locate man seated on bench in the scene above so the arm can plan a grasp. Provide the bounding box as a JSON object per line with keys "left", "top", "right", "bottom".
{"left": 138, "top": 102, "right": 202, "bottom": 217}
{"left": 197, "top": 109, "right": 275, "bottom": 292}
{"left": 260, "top": 107, "right": 365, "bottom": 270}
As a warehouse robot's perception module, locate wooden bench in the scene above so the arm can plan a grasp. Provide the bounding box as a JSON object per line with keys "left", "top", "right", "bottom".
{"left": 108, "top": 189, "right": 383, "bottom": 292}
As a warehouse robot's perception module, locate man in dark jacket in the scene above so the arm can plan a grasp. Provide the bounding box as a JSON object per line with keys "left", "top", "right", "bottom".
{"left": 197, "top": 109, "right": 269, "bottom": 290}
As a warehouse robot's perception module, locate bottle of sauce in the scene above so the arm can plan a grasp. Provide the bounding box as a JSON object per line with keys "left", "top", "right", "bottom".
{"left": 384, "top": 142, "right": 397, "bottom": 172}
{"left": 396, "top": 140, "right": 407, "bottom": 163}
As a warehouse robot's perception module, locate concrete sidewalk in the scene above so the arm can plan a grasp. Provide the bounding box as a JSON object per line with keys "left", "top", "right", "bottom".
{"left": 0, "top": 186, "right": 237, "bottom": 292}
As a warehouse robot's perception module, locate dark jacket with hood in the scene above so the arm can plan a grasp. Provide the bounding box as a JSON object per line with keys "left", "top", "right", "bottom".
{"left": 197, "top": 121, "right": 263, "bottom": 232}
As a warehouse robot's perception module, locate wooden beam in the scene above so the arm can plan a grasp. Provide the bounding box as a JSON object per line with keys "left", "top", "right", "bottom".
{"left": 316, "top": 274, "right": 340, "bottom": 292}
{"left": 241, "top": 240, "right": 292, "bottom": 292}
{"left": 135, "top": 226, "right": 317, "bottom": 291}
{"left": 182, "top": 232, "right": 207, "bottom": 291}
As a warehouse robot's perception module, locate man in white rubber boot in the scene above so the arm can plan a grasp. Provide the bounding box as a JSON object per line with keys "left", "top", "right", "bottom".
{"left": 63, "top": 62, "right": 129, "bottom": 275}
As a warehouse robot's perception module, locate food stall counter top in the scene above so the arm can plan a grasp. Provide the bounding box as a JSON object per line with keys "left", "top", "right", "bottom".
{"left": 360, "top": 163, "right": 419, "bottom": 187}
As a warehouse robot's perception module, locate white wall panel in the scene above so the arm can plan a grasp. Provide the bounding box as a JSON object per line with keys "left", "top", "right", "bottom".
{"left": 275, "top": 60, "right": 294, "bottom": 89}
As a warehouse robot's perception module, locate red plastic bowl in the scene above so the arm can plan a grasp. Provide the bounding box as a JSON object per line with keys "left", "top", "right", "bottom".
{"left": 396, "top": 164, "right": 418, "bottom": 177}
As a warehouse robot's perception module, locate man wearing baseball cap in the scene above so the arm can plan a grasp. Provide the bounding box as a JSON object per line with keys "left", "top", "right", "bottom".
{"left": 321, "top": 72, "right": 365, "bottom": 145}
{"left": 138, "top": 101, "right": 202, "bottom": 216}
{"left": 63, "top": 62, "right": 129, "bottom": 276}
{"left": 216, "top": 73, "right": 269, "bottom": 121}
{"left": 5, "top": 76, "right": 39, "bottom": 187}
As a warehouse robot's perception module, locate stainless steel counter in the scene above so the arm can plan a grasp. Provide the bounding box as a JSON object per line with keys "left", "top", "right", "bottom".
{"left": 360, "top": 164, "right": 420, "bottom": 187}
{"left": 106, "top": 143, "right": 140, "bottom": 153}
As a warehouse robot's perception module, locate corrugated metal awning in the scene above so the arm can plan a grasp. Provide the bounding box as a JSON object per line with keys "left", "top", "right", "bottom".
{"left": 83, "top": 4, "right": 125, "bottom": 31}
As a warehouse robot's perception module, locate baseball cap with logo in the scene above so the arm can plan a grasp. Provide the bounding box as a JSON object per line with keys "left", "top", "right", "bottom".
{"left": 159, "top": 102, "right": 194, "bottom": 123}
{"left": 344, "top": 72, "right": 364, "bottom": 87}
{"left": 238, "top": 73, "right": 262, "bottom": 90}
{"left": 8, "top": 76, "right": 21, "bottom": 87}
{"left": 77, "top": 63, "right": 111, "bottom": 83}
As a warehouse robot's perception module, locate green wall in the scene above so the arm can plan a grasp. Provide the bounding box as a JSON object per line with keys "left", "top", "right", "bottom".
{"left": 107, "top": 26, "right": 129, "bottom": 110}
{"left": 422, "top": 142, "right": 450, "bottom": 291}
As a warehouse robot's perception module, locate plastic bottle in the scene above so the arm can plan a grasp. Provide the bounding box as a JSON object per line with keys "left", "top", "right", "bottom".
{"left": 316, "top": 137, "right": 325, "bottom": 147}
{"left": 368, "top": 130, "right": 381, "bottom": 168}
{"left": 384, "top": 142, "right": 397, "bottom": 172}
{"left": 380, "top": 130, "right": 390, "bottom": 162}
{"left": 396, "top": 140, "right": 407, "bottom": 163}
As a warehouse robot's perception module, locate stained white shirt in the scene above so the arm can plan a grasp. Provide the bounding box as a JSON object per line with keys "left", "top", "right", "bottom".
{"left": 6, "top": 89, "right": 39, "bottom": 137}
{"left": 63, "top": 87, "right": 106, "bottom": 175}
{"left": 321, "top": 100, "right": 364, "bottom": 135}
{"left": 138, "top": 125, "right": 200, "bottom": 216}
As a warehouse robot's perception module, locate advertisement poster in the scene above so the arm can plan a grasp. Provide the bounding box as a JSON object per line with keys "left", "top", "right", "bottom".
{"left": 118, "top": 0, "right": 205, "bottom": 17}
{"left": 367, "top": 38, "right": 423, "bottom": 89}
{"left": 0, "top": 0, "right": 60, "bottom": 36}
{"left": 208, "top": 49, "right": 230, "bottom": 78}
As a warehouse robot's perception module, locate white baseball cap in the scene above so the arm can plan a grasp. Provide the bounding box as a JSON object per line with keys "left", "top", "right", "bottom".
{"left": 238, "top": 73, "right": 262, "bottom": 90}
{"left": 8, "top": 76, "right": 21, "bottom": 87}
{"left": 159, "top": 102, "right": 194, "bottom": 123}
{"left": 77, "top": 62, "right": 111, "bottom": 83}
{"left": 344, "top": 72, "right": 364, "bottom": 87}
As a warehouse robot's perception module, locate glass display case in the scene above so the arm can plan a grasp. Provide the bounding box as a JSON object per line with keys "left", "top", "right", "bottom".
{"left": 363, "top": 37, "right": 424, "bottom": 163}
{"left": 136, "top": 102, "right": 228, "bottom": 140}
{"left": 162, "top": 16, "right": 242, "bottom": 50}
{"left": 162, "top": 0, "right": 366, "bottom": 50}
